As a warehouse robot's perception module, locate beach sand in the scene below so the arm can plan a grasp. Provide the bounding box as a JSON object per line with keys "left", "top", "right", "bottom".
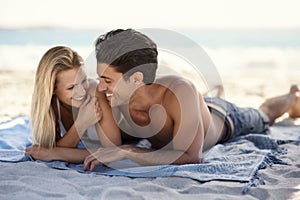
{"left": 0, "top": 141, "right": 299, "bottom": 199}
{"left": 0, "top": 70, "right": 34, "bottom": 122}
{"left": 1, "top": 69, "right": 300, "bottom": 199}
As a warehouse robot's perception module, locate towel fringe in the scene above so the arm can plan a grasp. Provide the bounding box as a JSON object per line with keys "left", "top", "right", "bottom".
{"left": 242, "top": 172, "right": 265, "bottom": 194}
{"left": 242, "top": 152, "right": 287, "bottom": 194}
{"left": 264, "top": 153, "right": 288, "bottom": 166}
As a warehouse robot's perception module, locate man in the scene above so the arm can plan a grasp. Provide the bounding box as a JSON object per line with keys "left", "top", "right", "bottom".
{"left": 83, "top": 29, "right": 300, "bottom": 170}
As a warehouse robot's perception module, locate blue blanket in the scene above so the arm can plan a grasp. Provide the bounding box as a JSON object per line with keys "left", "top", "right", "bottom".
{"left": 1, "top": 116, "right": 299, "bottom": 192}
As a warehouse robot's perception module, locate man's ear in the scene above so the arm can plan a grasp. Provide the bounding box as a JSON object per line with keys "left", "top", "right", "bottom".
{"left": 130, "top": 72, "right": 144, "bottom": 85}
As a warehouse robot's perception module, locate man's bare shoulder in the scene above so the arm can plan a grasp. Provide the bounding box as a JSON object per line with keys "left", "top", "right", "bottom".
{"left": 155, "top": 75, "right": 198, "bottom": 109}
{"left": 155, "top": 75, "right": 195, "bottom": 89}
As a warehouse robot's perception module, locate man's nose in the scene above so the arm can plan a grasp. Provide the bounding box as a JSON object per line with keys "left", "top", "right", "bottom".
{"left": 97, "top": 79, "right": 108, "bottom": 92}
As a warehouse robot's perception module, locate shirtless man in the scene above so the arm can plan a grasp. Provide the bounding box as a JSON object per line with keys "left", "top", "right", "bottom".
{"left": 83, "top": 29, "right": 300, "bottom": 170}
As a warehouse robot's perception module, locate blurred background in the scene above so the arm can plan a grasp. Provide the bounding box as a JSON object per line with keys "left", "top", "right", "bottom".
{"left": 0, "top": 0, "right": 300, "bottom": 121}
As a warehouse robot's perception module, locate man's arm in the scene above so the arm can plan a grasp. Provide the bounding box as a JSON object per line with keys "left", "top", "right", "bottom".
{"left": 88, "top": 79, "right": 122, "bottom": 147}
{"left": 123, "top": 145, "right": 201, "bottom": 165}
{"left": 124, "top": 79, "right": 204, "bottom": 165}
{"left": 96, "top": 91, "right": 122, "bottom": 147}
{"left": 123, "top": 79, "right": 204, "bottom": 165}
{"left": 83, "top": 145, "right": 200, "bottom": 171}
{"left": 167, "top": 79, "right": 205, "bottom": 163}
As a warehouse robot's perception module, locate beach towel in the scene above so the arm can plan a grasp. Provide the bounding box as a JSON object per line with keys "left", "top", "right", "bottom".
{"left": 0, "top": 116, "right": 299, "bottom": 193}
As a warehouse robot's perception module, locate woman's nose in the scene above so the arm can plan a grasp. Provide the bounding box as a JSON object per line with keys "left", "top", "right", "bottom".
{"left": 75, "top": 85, "right": 86, "bottom": 96}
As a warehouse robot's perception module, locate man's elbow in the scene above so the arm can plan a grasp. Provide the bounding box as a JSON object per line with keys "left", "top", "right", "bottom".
{"left": 186, "top": 151, "right": 202, "bottom": 164}
{"left": 174, "top": 154, "right": 202, "bottom": 165}
{"left": 189, "top": 156, "right": 202, "bottom": 164}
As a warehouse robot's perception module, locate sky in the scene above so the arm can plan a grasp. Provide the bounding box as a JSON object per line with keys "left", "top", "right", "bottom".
{"left": 1, "top": 0, "right": 300, "bottom": 29}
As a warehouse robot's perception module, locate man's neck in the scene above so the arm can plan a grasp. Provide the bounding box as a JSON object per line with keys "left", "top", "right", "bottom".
{"left": 129, "top": 84, "right": 155, "bottom": 111}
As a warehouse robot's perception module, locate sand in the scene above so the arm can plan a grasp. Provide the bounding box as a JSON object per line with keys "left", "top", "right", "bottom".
{"left": 0, "top": 142, "right": 299, "bottom": 199}
{"left": 0, "top": 69, "right": 300, "bottom": 199}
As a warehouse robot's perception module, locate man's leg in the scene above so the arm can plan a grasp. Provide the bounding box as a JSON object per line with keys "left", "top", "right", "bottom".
{"left": 259, "top": 85, "right": 299, "bottom": 125}
{"left": 202, "top": 85, "right": 224, "bottom": 97}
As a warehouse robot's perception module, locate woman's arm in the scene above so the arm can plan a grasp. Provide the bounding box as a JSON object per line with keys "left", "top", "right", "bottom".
{"left": 55, "top": 123, "right": 84, "bottom": 148}
{"left": 56, "top": 86, "right": 102, "bottom": 147}
{"left": 25, "top": 145, "right": 98, "bottom": 163}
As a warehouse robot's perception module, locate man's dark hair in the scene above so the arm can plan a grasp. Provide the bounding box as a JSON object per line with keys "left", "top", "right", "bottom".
{"left": 95, "top": 29, "right": 158, "bottom": 84}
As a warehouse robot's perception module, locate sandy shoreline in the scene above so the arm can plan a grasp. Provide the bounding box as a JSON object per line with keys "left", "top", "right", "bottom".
{"left": 0, "top": 70, "right": 34, "bottom": 121}
{"left": 1, "top": 68, "right": 299, "bottom": 123}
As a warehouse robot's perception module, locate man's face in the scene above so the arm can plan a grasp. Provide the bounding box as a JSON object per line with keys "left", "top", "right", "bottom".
{"left": 55, "top": 67, "right": 89, "bottom": 108}
{"left": 97, "top": 63, "right": 134, "bottom": 107}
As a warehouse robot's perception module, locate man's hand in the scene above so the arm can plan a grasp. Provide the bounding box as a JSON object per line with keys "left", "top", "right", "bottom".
{"left": 83, "top": 146, "right": 129, "bottom": 171}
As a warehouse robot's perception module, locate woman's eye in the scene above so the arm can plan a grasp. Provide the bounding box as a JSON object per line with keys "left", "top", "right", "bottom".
{"left": 68, "top": 86, "right": 74, "bottom": 90}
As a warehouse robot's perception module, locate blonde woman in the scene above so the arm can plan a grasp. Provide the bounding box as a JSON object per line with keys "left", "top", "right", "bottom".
{"left": 25, "top": 46, "right": 121, "bottom": 163}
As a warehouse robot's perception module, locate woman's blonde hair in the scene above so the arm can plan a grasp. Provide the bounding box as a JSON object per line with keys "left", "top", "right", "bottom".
{"left": 31, "top": 46, "right": 83, "bottom": 148}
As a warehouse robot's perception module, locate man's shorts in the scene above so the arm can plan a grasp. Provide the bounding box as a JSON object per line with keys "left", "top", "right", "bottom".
{"left": 204, "top": 97, "right": 270, "bottom": 143}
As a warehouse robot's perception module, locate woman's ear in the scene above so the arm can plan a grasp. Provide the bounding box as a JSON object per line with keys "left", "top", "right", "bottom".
{"left": 53, "top": 84, "right": 58, "bottom": 95}
{"left": 130, "top": 72, "right": 144, "bottom": 85}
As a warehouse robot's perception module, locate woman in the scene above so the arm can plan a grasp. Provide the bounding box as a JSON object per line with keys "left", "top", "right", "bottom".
{"left": 25, "top": 46, "right": 121, "bottom": 163}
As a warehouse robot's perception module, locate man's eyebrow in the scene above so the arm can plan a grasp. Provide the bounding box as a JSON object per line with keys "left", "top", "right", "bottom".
{"left": 100, "top": 75, "right": 111, "bottom": 79}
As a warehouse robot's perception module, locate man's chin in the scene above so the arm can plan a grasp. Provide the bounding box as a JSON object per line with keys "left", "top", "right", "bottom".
{"left": 110, "top": 101, "right": 118, "bottom": 107}
{"left": 110, "top": 100, "right": 128, "bottom": 107}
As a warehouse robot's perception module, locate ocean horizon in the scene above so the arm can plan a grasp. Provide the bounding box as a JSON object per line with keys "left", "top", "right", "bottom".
{"left": 1, "top": 27, "right": 300, "bottom": 48}
{"left": 0, "top": 28, "right": 300, "bottom": 86}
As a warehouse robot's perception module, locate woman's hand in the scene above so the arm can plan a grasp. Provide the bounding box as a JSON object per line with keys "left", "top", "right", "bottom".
{"left": 25, "top": 145, "right": 54, "bottom": 161}
{"left": 76, "top": 95, "right": 102, "bottom": 133}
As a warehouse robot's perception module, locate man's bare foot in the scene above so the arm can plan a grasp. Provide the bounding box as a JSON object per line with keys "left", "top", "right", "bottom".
{"left": 289, "top": 84, "right": 300, "bottom": 94}
{"left": 288, "top": 85, "right": 300, "bottom": 118}
{"left": 259, "top": 85, "right": 299, "bottom": 125}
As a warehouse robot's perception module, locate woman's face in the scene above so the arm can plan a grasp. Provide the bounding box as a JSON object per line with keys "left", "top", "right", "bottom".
{"left": 54, "top": 67, "right": 89, "bottom": 108}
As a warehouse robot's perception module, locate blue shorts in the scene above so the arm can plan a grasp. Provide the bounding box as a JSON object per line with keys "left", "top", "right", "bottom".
{"left": 204, "top": 97, "right": 270, "bottom": 143}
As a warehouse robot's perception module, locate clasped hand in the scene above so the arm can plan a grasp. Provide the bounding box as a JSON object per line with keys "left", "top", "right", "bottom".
{"left": 76, "top": 95, "right": 102, "bottom": 132}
